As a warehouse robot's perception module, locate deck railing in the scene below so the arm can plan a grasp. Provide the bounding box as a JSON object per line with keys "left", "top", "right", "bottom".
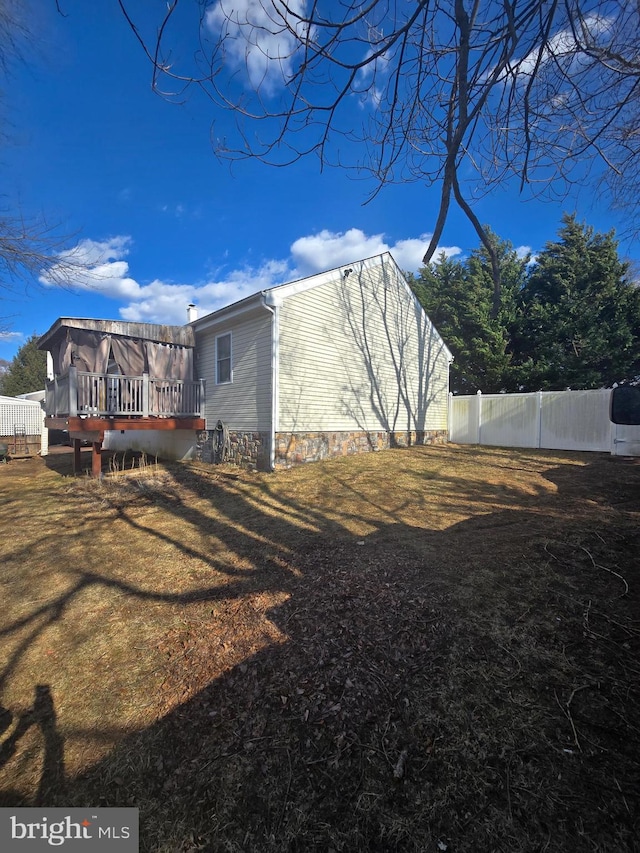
{"left": 45, "top": 367, "right": 205, "bottom": 418}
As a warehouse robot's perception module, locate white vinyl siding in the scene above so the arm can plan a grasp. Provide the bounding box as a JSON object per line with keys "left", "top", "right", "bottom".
{"left": 277, "top": 257, "right": 450, "bottom": 433}
{"left": 196, "top": 308, "right": 272, "bottom": 432}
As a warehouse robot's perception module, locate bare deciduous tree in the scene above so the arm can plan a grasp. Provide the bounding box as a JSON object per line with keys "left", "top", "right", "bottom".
{"left": 0, "top": 210, "right": 85, "bottom": 291}
{"left": 0, "top": 0, "right": 87, "bottom": 328}
{"left": 121, "top": 1, "right": 639, "bottom": 311}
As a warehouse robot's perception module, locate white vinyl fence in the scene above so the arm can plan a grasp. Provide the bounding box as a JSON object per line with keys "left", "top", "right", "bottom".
{"left": 449, "top": 390, "right": 640, "bottom": 456}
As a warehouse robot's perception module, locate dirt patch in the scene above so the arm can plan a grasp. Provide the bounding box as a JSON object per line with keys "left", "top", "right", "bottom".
{"left": 0, "top": 446, "right": 638, "bottom": 851}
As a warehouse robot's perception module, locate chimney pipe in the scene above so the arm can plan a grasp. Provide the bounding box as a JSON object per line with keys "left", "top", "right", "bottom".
{"left": 187, "top": 303, "right": 197, "bottom": 323}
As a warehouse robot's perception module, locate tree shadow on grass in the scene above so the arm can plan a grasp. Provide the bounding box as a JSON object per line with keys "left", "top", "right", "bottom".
{"left": 38, "top": 459, "right": 640, "bottom": 851}
{"left": 2, "top": 453, "right": 639, "bottom": 850}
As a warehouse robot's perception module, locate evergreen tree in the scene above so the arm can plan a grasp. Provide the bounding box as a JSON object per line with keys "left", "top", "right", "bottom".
{"left": 410, "top": 233, "right": 528, "bottom": 393}
{"left": 0, "top": 334, "right": 46, "bottom": 396}
{"left": 514, "top": 215, "right": 640, "bottom": 390}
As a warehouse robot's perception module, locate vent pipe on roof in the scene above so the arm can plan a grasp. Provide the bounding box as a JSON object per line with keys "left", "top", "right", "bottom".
{"left": 187, "top": 303, "right": 197, "bottom": 323}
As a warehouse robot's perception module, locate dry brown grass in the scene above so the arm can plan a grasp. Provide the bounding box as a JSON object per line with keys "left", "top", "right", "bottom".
{"left": 0, "top": 445, "right": 638, "bottom": 852}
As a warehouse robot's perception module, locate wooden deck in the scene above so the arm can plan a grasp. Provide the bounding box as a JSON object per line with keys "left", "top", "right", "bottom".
{"left": 44, "top": 367, "right": 206, "bottom": 477}
{"left": 45, "top": 368, "right": 205, "bottom": 419}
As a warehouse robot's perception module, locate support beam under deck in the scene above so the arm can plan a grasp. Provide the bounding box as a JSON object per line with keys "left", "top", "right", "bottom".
{"left": 46, "top": 416, "right": 205, "bottom": 433}
{"left": 52, "top": 416, "right": 205, "bottom": 478}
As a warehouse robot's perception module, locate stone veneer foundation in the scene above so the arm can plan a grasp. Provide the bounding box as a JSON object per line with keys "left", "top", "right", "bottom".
{"left": 196, "top": 429, "right": 268, "bottom": 471}
{"left": 274, "top": 429, "right": 447, "bottom": 469}
{"left": 197, "top": 428, "right": 447, "bottom": 471}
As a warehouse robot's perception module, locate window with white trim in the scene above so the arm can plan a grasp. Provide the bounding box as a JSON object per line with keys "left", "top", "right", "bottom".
{"left": 216, "top": 332, "right": 232, "bottom": 384}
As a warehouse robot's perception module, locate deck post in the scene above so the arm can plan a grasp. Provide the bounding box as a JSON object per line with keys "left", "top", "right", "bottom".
{"left": 91, "top": 437, "right": 103, "bottom": 478}
{"left": 142, "top": 373, "right": 149, "bottom": 417}
{"left": 73, "top": 438, "right": 81, "bottom": 474}
{"left": 69, "top": 366, "right": 78, "bottom": 417}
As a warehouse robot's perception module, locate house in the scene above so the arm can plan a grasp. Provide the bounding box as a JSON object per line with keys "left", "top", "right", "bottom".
{"left": 39, "top": 253, "right": 453, "bottom": 474}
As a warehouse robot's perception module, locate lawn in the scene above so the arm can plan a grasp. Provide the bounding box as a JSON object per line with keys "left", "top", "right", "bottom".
{"left": 0, "top": 445, "right": 638, "bottom": 852}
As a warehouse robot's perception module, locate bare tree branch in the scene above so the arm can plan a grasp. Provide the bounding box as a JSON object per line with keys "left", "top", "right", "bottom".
{"left": 0, "top": 209, "right": 85, "bottom": 291}
{"left": 118, "top": 0, "right": 640, "bottom": 296}
{"left": 0, "top": 1, "right": 90, "bottom": 320}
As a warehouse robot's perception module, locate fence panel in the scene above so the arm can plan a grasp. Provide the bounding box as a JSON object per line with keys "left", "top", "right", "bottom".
{"left": 448, "top": 389, "right": 640, "bottom": 455}
{"left": 448, "top": 394, "right": 479, "bottom": 444}
{"left": 540, "top": 390, "right": 612, "bottom": 451}
{"left": 479, "top": 394, "right": 540, "bottom": 448}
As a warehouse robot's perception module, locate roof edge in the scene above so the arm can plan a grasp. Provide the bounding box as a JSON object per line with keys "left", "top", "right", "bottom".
{"left": 38, "top": 318, "right": 195, "bottom": 350}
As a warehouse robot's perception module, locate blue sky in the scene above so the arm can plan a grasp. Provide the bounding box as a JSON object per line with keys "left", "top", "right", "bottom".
{"left": 1, "top": 0, "right": 637, "bottom": 363}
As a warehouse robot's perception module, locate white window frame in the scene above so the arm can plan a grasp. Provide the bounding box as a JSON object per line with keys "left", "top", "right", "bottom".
{"left": 215, "top": 332, "right": 232, "bottom": 385}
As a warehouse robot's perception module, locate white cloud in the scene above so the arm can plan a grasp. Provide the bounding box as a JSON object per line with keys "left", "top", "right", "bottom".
{"left": 160, "top": 203, "right": 188, "bottom": 218}
{"left": 393, "top": 236, "right": 461, "bottom": 270}
{"left": 0, "top": 331, "right": 23, "bottom": 343}
{"left": 119, "top": 259, "right": 293, "bottom": 324}
{"left": 40, "top": 236, "right": 141, "bottom": 298}
{"left": 291, "top": 228, "right": 460, "bottom": 274}
{"left": 354, "top": 46, "right": 391, "bottom": 108}
{"left": 291, "top": 228, "right": 389, "bottom": 272}
{"left": 41, "top": 228, "right": 461, "bottom": 325}
{"left": 64, "top": 235, "right": 132, "bottom": 266}
{"left": 516, "top": 245, "right": 539, "bottom": 266}
{"left": 204, "top": 0, "right": 311, "bottom": 93}
{"left": 511, "top": 14, "right": 613, "bottom": 79}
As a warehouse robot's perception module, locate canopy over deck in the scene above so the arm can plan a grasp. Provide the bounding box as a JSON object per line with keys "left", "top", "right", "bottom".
{"left": 38, "top": 318, "right": 196, "bottom": 381}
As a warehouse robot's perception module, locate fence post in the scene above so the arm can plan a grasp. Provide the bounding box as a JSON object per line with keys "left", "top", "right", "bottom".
{"left": 536, "top": 391, "right": 543, "bottom": 448}
{"left": 476, "top": 390, "right": 482, "bottom": 445}
{"left": 40, "top": 403, "right": 48, "bottom": 457}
